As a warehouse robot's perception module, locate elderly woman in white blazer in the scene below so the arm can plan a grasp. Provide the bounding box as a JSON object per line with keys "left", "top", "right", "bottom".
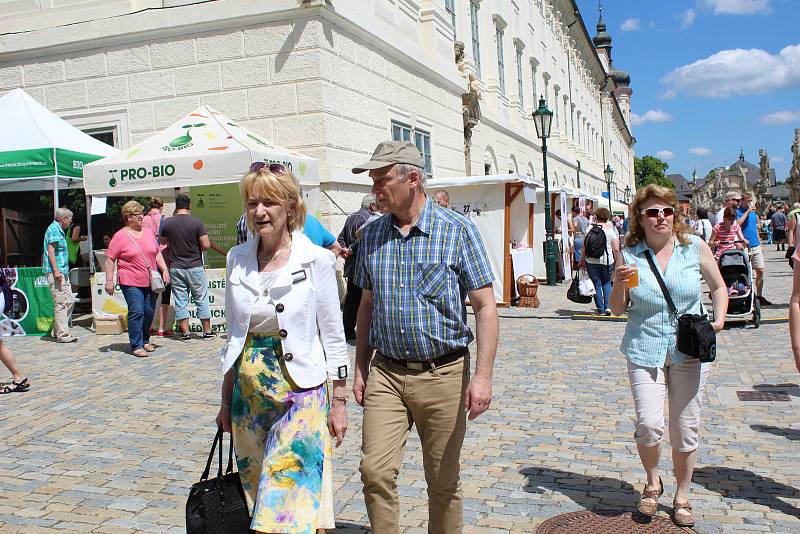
{"left": 216, "top": 162, "right": 348, "bottom": 534}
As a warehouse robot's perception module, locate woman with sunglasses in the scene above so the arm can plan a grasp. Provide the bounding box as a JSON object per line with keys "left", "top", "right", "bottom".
{"left": 216, "top": 162, "right": 348, "bottom": 533}
{"left": 105, "top": 200, "right": 170, "bottom": 358}
{"left": 609, "top": 185, "right": 727, "bottom": 528}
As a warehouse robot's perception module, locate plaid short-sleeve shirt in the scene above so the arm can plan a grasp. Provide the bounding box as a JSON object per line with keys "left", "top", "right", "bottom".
{"left": 353, "top": 197, "right": 494, "bottom": 360}
{"left": 42, "top": 220, "right": 68, "bottom": 274}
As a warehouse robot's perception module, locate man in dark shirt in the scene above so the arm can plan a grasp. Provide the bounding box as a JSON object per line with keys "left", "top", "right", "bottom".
{"left": 337, "top": 194, "right": 377, "bottom": 339}
{"left": 159, "top": 194, "right": 214, "bottom": 340}
{"left": 771, "top": 205, "right": 787, "bottom": 251}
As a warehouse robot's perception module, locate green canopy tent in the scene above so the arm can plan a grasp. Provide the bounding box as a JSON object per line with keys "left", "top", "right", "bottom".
{"left": 0, "top": 88, "right": 119, "bottom": 213}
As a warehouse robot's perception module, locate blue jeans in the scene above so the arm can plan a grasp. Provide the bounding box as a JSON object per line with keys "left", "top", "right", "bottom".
{"left": 586, "top": 262, "right": 613, "bottom": 313}
{"left": 573, "top": 237, "right": 584, "bottom": 264}
{"left": 120, "top": 285, "right": 156, "bottom": 350}
{"left": 170, "top": 266, "right": 210, "bottom": 321}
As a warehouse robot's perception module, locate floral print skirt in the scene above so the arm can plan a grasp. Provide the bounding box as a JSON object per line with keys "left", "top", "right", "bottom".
{"left": 231, "top": 334, "right": 334, "bottom": 533}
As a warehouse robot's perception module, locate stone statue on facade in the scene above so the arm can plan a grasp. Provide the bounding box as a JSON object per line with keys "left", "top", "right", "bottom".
{"left": 759, "top": 149, "right": 769, "bottom": 181}
{"left": 454, "top": 41, "right": 465, "bottom": 74}
{"left": 461, "top": 73, "right": 482, "bottom": 174}
{"left": 756, "top": 149, "right": 771, "bottom": 215}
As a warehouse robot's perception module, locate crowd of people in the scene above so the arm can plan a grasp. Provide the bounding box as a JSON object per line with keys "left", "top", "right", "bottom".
{"left": 4, "top": 141, "right": 799, "bottom": 533}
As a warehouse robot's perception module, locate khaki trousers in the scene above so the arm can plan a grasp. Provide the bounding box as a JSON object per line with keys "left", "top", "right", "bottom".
{"left": 47, "top": 273, "right": 74, "bottom": 340}
{"left": 360, "top": 354, "right": 469, "bottom": 534}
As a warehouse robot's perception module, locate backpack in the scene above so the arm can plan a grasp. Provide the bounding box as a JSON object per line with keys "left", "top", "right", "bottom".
{"left": 585, "top": 224, "right": 608, "bottom": 261}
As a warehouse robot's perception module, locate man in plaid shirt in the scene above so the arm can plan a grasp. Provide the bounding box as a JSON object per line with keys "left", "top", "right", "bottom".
{"left": 42, "top": 208, "right": 77, "bottom": 343}
{"left": 352, "top": 141, "right": 499, "bottom": 533}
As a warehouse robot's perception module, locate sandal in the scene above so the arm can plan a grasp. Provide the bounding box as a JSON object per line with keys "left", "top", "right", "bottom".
{"left": 672, "top": 500, "right": 694, "bottom": 527}
{"left": 637, "top": 476, "right": 663, "bottom": 516}
{"left": 143, "top": 343, "right": 156, "bottom": 352}
{"left": 132, "top": 348, "right": 148, "bottom": 358}
{"left": 0, "top": 377, "right": 30, "bottom": 394}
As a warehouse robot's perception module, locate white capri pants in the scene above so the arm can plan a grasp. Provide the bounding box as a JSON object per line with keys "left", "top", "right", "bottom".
{"left": 627, "top": 356, "right": 711, "bottom": 452}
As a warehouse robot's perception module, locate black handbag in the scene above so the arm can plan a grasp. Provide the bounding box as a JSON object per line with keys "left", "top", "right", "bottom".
{"left": 567, "top": 270, "right": 593, "bottom": 304}
{"left": 644, "top": 250, "right": 717, "bottom": 363}
{"left": 786, "top": 245, "right": 795, "bottom": 268}
{"left": 186, "top": 428, "right": 252, "bottom": 534}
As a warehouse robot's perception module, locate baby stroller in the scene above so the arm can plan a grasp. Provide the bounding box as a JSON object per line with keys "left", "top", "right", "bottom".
{"left": 716, "top": 246, "right": 760, "bottom": 328}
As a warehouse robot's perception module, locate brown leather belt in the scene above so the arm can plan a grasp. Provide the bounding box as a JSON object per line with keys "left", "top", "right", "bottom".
{"left": 377, "top": 347, "right": 468, "bottom": 371}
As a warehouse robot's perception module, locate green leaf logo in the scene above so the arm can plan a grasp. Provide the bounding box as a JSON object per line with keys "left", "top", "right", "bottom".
{"left": 108, "top": 177, "right": 117, "bottom": 187}
{"left": 299, "top": 162, "right": 307, "bottom": 176}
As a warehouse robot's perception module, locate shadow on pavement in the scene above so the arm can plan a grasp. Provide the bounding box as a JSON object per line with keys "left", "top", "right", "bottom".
{"left": 332, "top": 521, "right": 370, "bottom": 532}
{"left": 97, "top": 342, "right": 133, "bottom": 354}
{"left": 750, "top": 424, "right": 800, "bottom": 441}
{"left": 693, "top": 466, "right": 800, "bottom": 518}
{"left": 520, "top": 467, "right": 641, "bottom": 512}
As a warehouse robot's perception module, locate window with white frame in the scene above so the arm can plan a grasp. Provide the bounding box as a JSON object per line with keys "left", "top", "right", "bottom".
{"left": 496, "top": 27, "right": 505, "bottom": 94}
{"left": 531, "top": 63, "right": 538, "bottom": 104}
{"left": 470, "top": 0, "right": 481, "bottom": 78}
{"left": 515, "top": 47, "right": 524, "bottom": 108}
{"left": 444, "top": 0, "right": 455, "bottom": 28}
{"left": 391, "top": 120, "right": 432, "bottom": 176}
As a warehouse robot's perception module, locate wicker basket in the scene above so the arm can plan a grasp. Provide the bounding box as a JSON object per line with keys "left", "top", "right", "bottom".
{"left": 516, "top": 274, "right": 540, "bottom": 308}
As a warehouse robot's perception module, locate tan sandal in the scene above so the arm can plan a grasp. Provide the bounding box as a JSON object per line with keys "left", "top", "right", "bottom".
{"left": 637, "top": 476, "right": 663, "bottom": 516}
{"left": 132, "top": 348, "right": 148, "bottom": 358}
{"left": 672, "top": 500, "right": 694, "bottom": 527}
{"left": 143, "top": 343, "right": 156, "bottom": 352}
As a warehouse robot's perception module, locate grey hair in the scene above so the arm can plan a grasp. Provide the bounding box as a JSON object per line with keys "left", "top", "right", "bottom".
{"left": 54, "top": 207, "right": 73, "bottom": 221}
{"left": 395, "top": 163, "right": 426, "bottom": 189}
{"left": 361, "top": 193, "right": 376, "bottom": 208}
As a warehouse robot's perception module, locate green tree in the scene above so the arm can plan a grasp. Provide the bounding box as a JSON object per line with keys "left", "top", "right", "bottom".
{"left": 634, "top": 155, "right": 675, "bottom": 189}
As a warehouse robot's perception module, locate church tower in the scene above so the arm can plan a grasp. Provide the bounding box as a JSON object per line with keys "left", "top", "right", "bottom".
{"left": 593, "top": 3, "right": 633, "bottom": 127}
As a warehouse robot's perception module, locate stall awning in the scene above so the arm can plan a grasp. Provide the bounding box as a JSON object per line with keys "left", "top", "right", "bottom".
{"left": 427, "top": 173, "right": 543, "bottom": 188}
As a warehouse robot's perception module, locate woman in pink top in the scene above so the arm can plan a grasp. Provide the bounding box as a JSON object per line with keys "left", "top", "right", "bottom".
{"left": 104, "top": 201, "right": 170, "bottom": 358}
{"left": 709, "top": 207, "right": 747, "bottom": 259}
{"left": 142, "top": 197, "right": 174, "bottom": 337}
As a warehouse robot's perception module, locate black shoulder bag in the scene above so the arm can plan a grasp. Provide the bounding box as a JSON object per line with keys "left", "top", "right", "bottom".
{"left": 186, "top": 428, "right": 252, "bottom": 534}
{"left": 644, "top": 250, "right": 717, "bottom": 363}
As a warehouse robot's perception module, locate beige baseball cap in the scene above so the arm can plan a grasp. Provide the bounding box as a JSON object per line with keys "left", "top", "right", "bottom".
{"left": 724, "top": 191, "right": 742, "bottom": 200}
{"left": 352, "top": 141, "right": 425, "bottom": 174}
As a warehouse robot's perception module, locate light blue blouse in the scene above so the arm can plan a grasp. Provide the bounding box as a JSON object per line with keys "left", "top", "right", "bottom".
{"left": 620, "top": 234, "right": 703, "bottom": 368}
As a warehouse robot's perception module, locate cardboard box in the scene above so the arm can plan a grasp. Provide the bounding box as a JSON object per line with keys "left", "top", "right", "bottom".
{"left": 93, "top": 313, "right": 126, "bottom": 335}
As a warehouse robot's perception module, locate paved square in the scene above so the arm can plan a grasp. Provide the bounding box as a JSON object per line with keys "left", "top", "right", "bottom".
{"left": 1, "top": 249, "right": 798, "bottom": 533}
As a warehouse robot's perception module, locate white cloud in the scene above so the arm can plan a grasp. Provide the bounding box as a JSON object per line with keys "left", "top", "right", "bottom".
{"left": 681, "top": 8, "right": 697, "bottom": 28}
{"left": 759, "top": 110, "right": 800, "bottom": 125}
{"left": 689, "top": 146, "right": 712, "bottom": 155}
{"left": 630, "top": 109, "right": 674, "bottom": 126}
{"left": 772, "top": 156, "right": 786, "bottom": 163}
{"left": 620, "top": 18, "right": 642, "bottom": 32}
{"left": 701, "top": 0, "right": 771, "bottom": 15}
{"left": 657, "top": 150, "right": 676, "bottom": 160}
{"left": 661, "top": 44, "right": 800, "bottom": 98}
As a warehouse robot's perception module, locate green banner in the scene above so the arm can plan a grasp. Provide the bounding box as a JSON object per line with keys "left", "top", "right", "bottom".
{"left": 0, "top": 148, "right": 54, "bottom": 179}
{"left": 191, "top": 183, "right": 241, "bottom": 268}
{"left": 1, "top": 267, "right": 53, "bottom": 336}
{"left": 56, "top": 148, "right": 105, "bottom": 179}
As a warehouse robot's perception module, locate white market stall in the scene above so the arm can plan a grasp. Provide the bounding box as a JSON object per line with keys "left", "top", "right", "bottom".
{"left": 83, "top": 106, "right": 321, "bottom": 333}
{"left": 0, "top": 88, "right": 119, "bottom": 207}
{"left": 426, "top": 174, "right": 542, "bottom": 305}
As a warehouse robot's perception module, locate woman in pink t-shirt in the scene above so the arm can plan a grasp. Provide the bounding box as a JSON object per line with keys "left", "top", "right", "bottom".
{"left": 710, "top": 207, "right": 747, "bottom": 259}
{"left": 104, "top": 201, "right": 170, "bottom": 358}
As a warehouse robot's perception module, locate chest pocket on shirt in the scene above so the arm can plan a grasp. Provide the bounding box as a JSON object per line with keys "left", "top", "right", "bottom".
{"left": 416, "top": 263, "right": 453, "bottom": 299}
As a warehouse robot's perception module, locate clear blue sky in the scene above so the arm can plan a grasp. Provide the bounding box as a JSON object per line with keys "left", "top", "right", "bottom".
{"left": 575, "top": 0, "right": 799, "bottom": 181}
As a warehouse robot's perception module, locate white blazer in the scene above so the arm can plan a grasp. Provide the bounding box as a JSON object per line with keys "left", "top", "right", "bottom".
{"left": 219, "top": 232, "right": 349, "bottom": 388}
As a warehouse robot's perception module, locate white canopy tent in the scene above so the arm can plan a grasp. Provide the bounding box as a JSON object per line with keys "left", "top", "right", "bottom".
{"left": 0, "top": 88, "right": 119, "bottom": 210}
{"left": 83, "top": 105, "right": 320, "bottom": 211}
{"left": 427, "top": 173, "right": 542, "bottom": 304}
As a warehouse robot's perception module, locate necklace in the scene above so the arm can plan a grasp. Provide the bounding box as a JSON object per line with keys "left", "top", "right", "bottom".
{"left": 257, "top": 242, "right": 290, "bottom": 264}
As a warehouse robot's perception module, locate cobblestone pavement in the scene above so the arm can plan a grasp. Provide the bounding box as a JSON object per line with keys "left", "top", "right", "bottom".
{"left": 1, "top": 249, "right": 798, "bottom": 533}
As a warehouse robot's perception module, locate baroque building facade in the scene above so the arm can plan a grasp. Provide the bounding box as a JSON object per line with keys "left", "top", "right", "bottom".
{"left": 0, "top": 0, "right": 635, "bottom": 235}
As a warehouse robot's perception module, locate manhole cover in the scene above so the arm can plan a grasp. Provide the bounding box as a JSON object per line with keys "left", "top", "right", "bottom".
{"left": 736, "top": 390, "right": 791, "bottom": 401}
{"left": 536, "top": 510, "right": 686, "bottom": 533}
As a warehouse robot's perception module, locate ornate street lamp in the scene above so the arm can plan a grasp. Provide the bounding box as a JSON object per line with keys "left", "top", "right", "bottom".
{"left": 603, "top": 164, "right": 614, "bottom": 212}
{"left": 532, "top": 96, "right": 556, "bottom": 286}
{"left": 624, "top": 185, "right": 632, "bottom": 204}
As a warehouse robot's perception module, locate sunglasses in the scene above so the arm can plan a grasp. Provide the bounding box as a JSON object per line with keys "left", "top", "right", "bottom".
{"left": 249, "top": 162, "right": 286, "bottom": 176}
{"left": 640, "top": 207, "right": 675, "bottom": 218}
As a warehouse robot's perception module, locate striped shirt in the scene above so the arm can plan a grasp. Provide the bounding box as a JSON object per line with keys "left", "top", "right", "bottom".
{"left": 713, "top": 221, "right": 739, "bottom": 259}
{"left": 620, "top": 234, "right": 703, "bottom": 368}
{"left": 42, "top": 220, "right": 69, "bottom": 274}
{"left": 353, "top": 197, "right": 494, "bottom": 361}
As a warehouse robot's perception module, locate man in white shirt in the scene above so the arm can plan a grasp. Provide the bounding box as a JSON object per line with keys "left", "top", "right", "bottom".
{"left": 715, "top": 192, "right": 741, "bottom": 224}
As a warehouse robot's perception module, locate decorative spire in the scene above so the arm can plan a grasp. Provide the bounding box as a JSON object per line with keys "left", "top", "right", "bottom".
{"left": 593, "top": 0, "right": 612, "bottom": 49}
{"left": 739, "top": 148, "right": 745, "bottom": 161}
